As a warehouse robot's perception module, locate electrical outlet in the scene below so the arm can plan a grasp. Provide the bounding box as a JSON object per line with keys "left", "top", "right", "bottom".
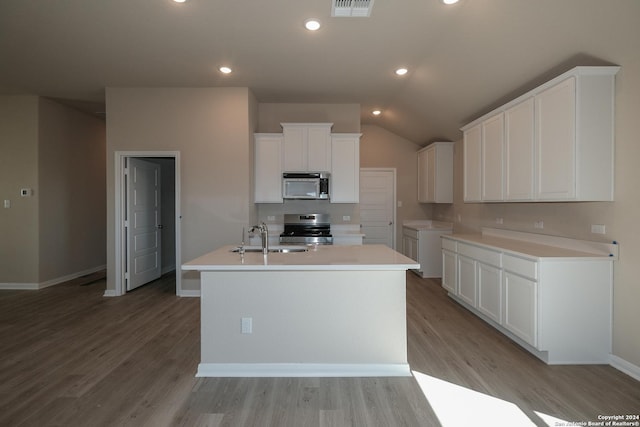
{"left": 3, "top": 200, "right": 10, "bottom": 209}
{"left": 267, "top": 215, "right": 275, "bottom": 221}
{"left": 343, "top": 215, "right": 351, "bottom": 221}
{"left": 457, "top": 214, "right": 462, "bottom": 222}
{"left": 241, "top": 317, "right": 252, "bottom": 334}
{"left": 591, "top": 224, "right": 606, "bottom": 234}
{"left": 534, "top": 221, "right": 544, "bottom": 229}
{"left": 496, "top": 217, "right": 504, "bottom": 225}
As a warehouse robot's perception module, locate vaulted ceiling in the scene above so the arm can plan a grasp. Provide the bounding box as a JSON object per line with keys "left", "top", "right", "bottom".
{"left": 1, "top": 0, "right": 638, "bottom": 144}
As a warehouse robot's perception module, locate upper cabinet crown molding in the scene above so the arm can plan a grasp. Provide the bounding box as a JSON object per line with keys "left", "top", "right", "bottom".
{"left": 461, "top": 66, "right": 620, "bottom": 203}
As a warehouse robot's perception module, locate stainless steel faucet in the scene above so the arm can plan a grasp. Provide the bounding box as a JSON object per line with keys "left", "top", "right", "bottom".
{"left": 249, "top": 222, "right": 269, "bottom": 254}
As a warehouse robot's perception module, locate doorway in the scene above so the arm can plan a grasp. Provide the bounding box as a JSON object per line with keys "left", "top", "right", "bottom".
{"left": 360, "top": 168, "right": 396, "bottom": 249}
{"left": 115, "top": 151, "right": 181, "bottom": 296}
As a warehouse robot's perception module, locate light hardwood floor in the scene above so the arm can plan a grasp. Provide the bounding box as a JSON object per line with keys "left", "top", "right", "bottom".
{"left": 0, "top": 272, "right": 638, "bottom": 426}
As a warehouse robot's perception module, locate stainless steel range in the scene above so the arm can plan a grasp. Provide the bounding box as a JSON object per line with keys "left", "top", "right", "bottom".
{"left": 279, "top": 213, "right": 333, "bottom": 245}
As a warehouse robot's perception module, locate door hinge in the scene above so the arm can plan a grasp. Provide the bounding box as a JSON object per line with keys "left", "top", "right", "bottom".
{"left": 124, "top": 167, "right": 129, "bottom": 175}
{"left": 124, "top": 220, "right": 129, "bottom": 228}
{"left": 125, "top": 272, "right": 130, "bottom": 280}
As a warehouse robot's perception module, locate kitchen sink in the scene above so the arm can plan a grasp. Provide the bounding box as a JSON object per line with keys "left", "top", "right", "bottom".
{"left": 230, "top": 245, "right": 308, "bottom": 253}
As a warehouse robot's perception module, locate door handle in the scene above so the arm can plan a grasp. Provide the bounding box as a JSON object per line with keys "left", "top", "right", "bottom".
{"left": 157, "top": 224, "right": 164, "bottom": 229}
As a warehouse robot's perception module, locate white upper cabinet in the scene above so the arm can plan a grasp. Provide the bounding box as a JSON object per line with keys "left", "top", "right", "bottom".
{"left": 463, "top": 124, "right": 482, "bottom": 202}
{"left": 481, "top": 113, "right": 505, "bottom": 201}
{"left": 417, "top": 142, "right": 453, "bottom": 203}
{"left": 535, "top": 77, "right": 576, "bottom": 200}
{"left": 330, "top": 133, "right": 361, "bottom": 203}
{"left": 505, "top": 98, "right": 535, "bottom": 200}
{"left": 282, "top": 123, "right": 332, "bottom": 172}
{"left": 461, "top": 66, "right": 619, "bottom": 203}
{"left": 254, "top": 133, "right": 283, "bottom": 203}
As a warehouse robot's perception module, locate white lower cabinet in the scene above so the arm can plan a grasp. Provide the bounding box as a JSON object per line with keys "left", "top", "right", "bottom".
{"left": 503, "top": 271, "right": 537, "bottom": 347}
{"left": 477, "top": 263, "right": 502, "bottom": 324}
{"left": 456, "top": 255, "right": 477, "bottom": 307}
{"left": 441, "top": 249, "right": 457, "bottom": 294}
{"left": 441, "top": 232, "right": 614, "bottom": 364}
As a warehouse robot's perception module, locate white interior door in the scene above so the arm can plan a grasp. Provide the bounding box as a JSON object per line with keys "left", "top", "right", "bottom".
{"left": 359, "top": 169, "right": 395, "bottom": 248}
{"left": 126, "top": 158, "right": 162, "bottom": 291}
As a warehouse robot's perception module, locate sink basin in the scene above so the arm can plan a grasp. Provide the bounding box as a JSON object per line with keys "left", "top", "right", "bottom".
{"left": 230, "top": 245, "right": 308, "bottom": 253}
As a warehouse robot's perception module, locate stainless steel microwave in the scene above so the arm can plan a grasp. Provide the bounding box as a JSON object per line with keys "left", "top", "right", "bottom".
{"left": 282, "top": 172, "right": 330, "bottom": 200}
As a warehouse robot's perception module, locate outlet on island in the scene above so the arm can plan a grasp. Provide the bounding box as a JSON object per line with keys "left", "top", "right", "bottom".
{"left": 241, "top": 317, "right": 253, "bottom": 334}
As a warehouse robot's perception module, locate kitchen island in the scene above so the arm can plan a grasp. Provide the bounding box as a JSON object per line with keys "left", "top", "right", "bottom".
{"left": 182, "top": 244, "right": 419, "bottom": 377}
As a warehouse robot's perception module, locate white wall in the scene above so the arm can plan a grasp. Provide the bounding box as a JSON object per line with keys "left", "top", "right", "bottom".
{"left": 360, "top": 125, "right": 433, "bottom": 241}
{"left": 105, "top": 87, "right": 255, "bottom": 293}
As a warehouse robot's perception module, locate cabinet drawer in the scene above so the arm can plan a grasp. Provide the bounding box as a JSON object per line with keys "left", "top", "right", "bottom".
{"left": 441, "top": 237, "right": 457, "bottom": 252}
{"left": 458, "top": 243, "right": 501, "bottom": 267}
{"left": 403, "top": 227, "right": 419, "bottom": 239}
{"left": 503, "top": 254, "right": 537, "bottom": 280}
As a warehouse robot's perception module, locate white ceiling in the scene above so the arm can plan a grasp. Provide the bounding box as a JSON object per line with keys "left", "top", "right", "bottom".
{"left": 1, "top": 0, "right": 638, "bottom": 144}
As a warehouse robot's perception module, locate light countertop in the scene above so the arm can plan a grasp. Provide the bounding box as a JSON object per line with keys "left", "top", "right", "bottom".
{"left": 403, "top": 220, "right": 453, "bottom": 231}
{"left": 443, "top": 228, "right": 618, "bottom": 260}
{"left": 182, "top": 244, "right": 419, "bottom": 271}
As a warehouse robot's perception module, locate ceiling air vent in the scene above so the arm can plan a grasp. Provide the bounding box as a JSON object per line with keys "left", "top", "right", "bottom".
{"left": 331, "top": 0, "right": 375, "bottom": 17}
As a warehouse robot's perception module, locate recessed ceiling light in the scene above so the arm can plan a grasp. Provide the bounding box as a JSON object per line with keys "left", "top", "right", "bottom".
{"left": 372, "top": 109, "right": 382, "bottom": 116}
{"left": 304, "top": 19, "right": 321, "bottom": 31}
{"left": 395, "top": 68, "right": 408, "bottom": 76}
{"left": 219, "top": 66, "right": 232, "bottom": 74}
{"left": 442, "top": 0, "right": 459, "bottom": 4}
{"left": 173, "top": 0, "right": 187, "bottom": 3}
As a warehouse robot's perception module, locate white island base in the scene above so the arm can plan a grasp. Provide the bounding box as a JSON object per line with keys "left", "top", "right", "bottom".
{"left": 199, "top": 270, "right": 408, "bottom": 377}
{"left": 183, "top": 245, "right": 419, "bottom": 377}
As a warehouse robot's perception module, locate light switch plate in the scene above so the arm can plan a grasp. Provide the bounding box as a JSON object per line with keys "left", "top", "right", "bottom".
{"left": 3, "top": 200, "right": 10, "bottom": 208}
{"left": 591, "top": 224, "right": 606, "bottom": 234}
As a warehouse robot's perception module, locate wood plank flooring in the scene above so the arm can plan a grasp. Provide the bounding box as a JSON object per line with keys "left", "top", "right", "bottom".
{"left": 0, "top": 272, "right": 638, "bottom": 426}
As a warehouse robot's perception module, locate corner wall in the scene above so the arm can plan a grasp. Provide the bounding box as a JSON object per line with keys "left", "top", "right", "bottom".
{"left": 38, "top": 98, "right": 106, "bottom": 284}
{"left": 0, "top": 96, "right": 40, "bottom": 284}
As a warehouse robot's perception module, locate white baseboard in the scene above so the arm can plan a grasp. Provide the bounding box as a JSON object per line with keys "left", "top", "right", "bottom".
{"left": 196, "top": 363, "right": 411, "bottom": 378}
{"left": 103, "top": 289, "right": 119, "bottom": 297}
{"left": 0, "top": 265, "right": 106, "bottom": 290}
{"left": 610, "top": 355, "right": 640, "bottom": 382}
{"left": 0, "top": 282, "right": 39, "bottom": 290}
{"left": 179, "top": 289, "right": 201, "bottom": 298}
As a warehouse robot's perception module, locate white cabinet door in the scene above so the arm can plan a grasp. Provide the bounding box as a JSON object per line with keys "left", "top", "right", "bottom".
{"left": 418, "top": 142, "right": 453, "bottom": 204}
{"left": 403, "top": 236, "right": 418, "bottom": 262}
{"left": 307, "top": 126, "right": 332, "bottom": 172}
{"left": 254, "top": 134, "right": 283, "bottom": 203}
{"left": 417, "top": 149, "right": 429, "bottom": 203}
{"left": 482, "top": 113, "right": 505, "bottom": 201}
{"left": 330, "top": 134, "right": 360, "bottom": 203}
{"left": 505, "top": 98, "right": 535, "bottom": 201}
{"left": 282, "top": 126, "right": 306, "bottom": 172}
{"left": 477, "top": 263, "right": 502, "bottom": 324}
{"left": 535, "top": 77, "right": 576, "bottom": 200}
{"left": 442, "top": 250, "right": 457, "bottom": 294}
{"left": 457, "top": 255, "right": 477, "bottom": 307}
{"left": 463, "top": 125, "right": 482, "bottom": 202}
{"left": 282, "top": 123, "right": 332, "bottom": 172}
{"left": 503, "top": 271, "right": 538, "bottom": 346}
